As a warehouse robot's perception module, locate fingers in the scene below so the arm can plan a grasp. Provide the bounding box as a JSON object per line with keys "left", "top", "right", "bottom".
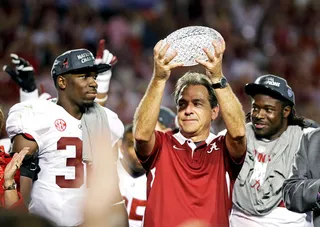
{"left": 211, "top": 40, "right": 224, "bottom": 58}
{"left": 203, "top": 48, "right": 215, "bottom": 62}
{"left": 109, "top": 56, "right": 118, "bottom": 66}
{"left": 154, "top": 41, "right": 180, "bottom": 65}
{"left": 158, "top": 43, "right": 170, "bottom": 60}
{"left": 218, "top": 37, "right": 226, "bottom": 53}
{"left": 102, "top": 49, "right": 115, "bottom": 64}
{"left": 163, "top": 50, "right": 178, "bottom": 65}
{"left": 2, "top": 65, "right": 22, "bottom": 85}
{"left": 95, "top": 40, "right": 117, "bottom": 66}
{"left": 3, "top": 65, "right": 17, "bottom": 77}
{"left": 153, "top": 40, "right": 164, "bottom": 56}
{"left": 196, "top": 40, "right": 225, "bottom": 67}
{"left": 19, "top": 147, "right": 30, "bottom": 158}
{"left": 96, "top": 39, "right": 105, "bottom": 59}
{"left": 17, "top": 65, "right": 34, "bottom": 71}
{"left": 170, "top": 62, "right": 184, "bottom": 69}
{"left": 201, "top": 42, "right": 222, "bottom": 63}
{"left": 10, "top": 53, "right": 31, "bottom": 67}
{"left": 10, "top": 53, "right": 20, "bottom": 64}
{"left": 153, "top": 40, "right": 183, "bottom": 77}
{"left": 12, "top": 147, "right": 30, "bottom": 167}
{"left": 195, "top": 59, "right": 210, "bottom": 68}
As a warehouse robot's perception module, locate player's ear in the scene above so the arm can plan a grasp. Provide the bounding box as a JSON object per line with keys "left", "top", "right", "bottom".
{"left": 57, "top": 75, "right": 67, "bottom": 90}
{"left": 283, "top": 105, "right": 291, "bottom": 118}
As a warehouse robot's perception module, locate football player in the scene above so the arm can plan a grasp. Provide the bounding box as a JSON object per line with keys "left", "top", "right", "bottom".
{"left": 118, "top": 124, "right": 147, "bottom": 227}
{"left": 5, "top": 48, "right": 128, "bottom": 227}
{"left": 118, "top": 108, "right": 178, "bottom": 227}
{"left": 2, "top": 39, "right": 116, "bottom": 155}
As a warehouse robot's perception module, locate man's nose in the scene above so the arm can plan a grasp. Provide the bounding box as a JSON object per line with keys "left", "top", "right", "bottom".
{"left": 184, "top": 104, "right": 193, "bottom": 115}
{"left": 255, "top": 109, "right": 265, "bottom": 119}
{"left": 89, "top": 77, "right": 98, "bottom": 88}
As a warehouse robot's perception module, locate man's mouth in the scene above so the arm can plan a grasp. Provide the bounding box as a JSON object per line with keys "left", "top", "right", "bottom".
{"left": 254, "top": 122, "right": 267, "bottom": 129}
{"left": 183, "top": 119, "right": 197, "bottom": 123}
{"left": 86, "top": 91, "right": 97, "bottom": 99}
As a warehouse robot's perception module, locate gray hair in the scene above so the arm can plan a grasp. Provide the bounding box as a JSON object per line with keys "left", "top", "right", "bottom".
{"left": 174, "top": 72, "right": 218, "bottom": 108}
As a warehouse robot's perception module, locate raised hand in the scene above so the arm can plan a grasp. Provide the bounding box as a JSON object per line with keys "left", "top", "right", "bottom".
{"left": 95, "top": 39, "right": 117, "bottom": 95}
{"left": 153, "top": 40, "right": 183, "bottom": 81}
{"left": 3, "top": 54, "right": 37, "bottom": 92}
{"left": 4, "top": 147, "right": 30, "bottom": 183}
{"left": 95, "top": 39, "right": 117, "bottom": 66}
{"left": 195, "top": 39, "right": 226, "bottom": 83}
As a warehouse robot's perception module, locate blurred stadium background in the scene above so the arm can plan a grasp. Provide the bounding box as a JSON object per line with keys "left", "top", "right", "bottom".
{"left": 0, "top": 0, "right": 320, "bottom": 136}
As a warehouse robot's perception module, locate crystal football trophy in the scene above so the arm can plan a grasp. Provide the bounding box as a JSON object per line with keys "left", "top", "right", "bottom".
{"left": 162, "top": 26, "right": 224, "bottom": 67}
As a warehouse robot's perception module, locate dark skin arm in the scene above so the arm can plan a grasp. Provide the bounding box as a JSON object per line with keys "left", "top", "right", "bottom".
{"left": 11, "top": 134, "right": 38, "bottom": 207}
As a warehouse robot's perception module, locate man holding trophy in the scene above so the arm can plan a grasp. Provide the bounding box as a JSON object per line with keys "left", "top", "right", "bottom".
{"left": 133, "top": 26, "right": 247, "bottom": 227}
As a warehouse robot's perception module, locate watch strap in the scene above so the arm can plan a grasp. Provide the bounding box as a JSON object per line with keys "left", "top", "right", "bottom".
{"left": 3, "top": 181, "right": 17, "bottom": 190}
{"left": 211, "top": 77, "right": 228, "bottom": 89}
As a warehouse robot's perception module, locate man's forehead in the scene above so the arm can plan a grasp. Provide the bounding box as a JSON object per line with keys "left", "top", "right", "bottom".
{"left": 180, "top": 84, "right": 208, "bottom": 95}
{"left": 178, "top": 96, "right": 206, "bottom": 102}
{"left": 252, "top": 94, "right": 282, "bottom": 106}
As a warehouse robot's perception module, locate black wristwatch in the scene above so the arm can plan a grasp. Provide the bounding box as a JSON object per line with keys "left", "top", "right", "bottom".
{"left": 211, "top": 77, "right": 228, "bottom": 89}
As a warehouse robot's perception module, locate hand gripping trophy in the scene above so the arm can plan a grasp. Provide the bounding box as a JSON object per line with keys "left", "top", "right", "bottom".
{"left": 162, "top": 26, "right": 225, "bottom": 66}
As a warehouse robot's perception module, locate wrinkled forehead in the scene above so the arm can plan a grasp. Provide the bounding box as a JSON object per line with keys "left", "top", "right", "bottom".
{"left": 178, "top": 84, "right": 209, "bottom": 101}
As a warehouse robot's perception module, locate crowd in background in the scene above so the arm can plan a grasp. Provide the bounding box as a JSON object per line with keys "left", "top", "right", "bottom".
{"left": 1, "top": 0, "right": 320, "bottom": 136}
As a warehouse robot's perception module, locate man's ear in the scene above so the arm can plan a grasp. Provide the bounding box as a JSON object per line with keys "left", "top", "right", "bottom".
{"left": 211, "top": 105, "right": 220, "bottom": 121}
{"left": 57, "top": 75, "right": 67, "bottom": 90}
{"left": 283, "top": 106, "right": 291, "bottom": 118}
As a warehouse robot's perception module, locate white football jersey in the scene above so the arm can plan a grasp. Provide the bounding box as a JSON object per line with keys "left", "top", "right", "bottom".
{"left": 117, "top": 160, "right": 147, "bottom": 227}
{"left": 6, "top": 100, "right": 124, "bottom": 227}
{"left": 0, "top": 138, "right": 11, "bottom": 154}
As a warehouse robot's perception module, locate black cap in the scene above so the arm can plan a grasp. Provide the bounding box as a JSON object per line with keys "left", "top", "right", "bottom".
{"left": 51, "top": 49, "right": 111, "bottom": 79}
{"left": 158, "top": 106, "right": 176, "bottom": 129}
{"left": 245, "top": 74, "right": 295, "bottom": 106}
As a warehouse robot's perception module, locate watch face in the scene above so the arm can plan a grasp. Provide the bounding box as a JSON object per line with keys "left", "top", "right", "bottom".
{"left": 220, "top": 77, "right": 227, "bottom": 87}
{"left": 3, "top": 182, "right": 17, "bottom": 190}
{"left": 211, "top": 77, "right": 228, "bottom": 89}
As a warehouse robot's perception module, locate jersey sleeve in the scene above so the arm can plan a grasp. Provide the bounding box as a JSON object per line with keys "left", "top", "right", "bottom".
{"left": 103, "top": 107, "right": 124, "bottom": 146}
{"left": 6, "top": 100, "right": 51, "bottom": 151}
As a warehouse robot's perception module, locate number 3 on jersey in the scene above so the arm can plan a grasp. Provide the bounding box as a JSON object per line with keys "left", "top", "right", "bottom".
{"left": 55, "top": 137, "right": 88, "bottom": 188}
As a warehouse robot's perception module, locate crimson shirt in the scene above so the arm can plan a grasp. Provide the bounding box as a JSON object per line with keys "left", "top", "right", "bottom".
{"left": 0, "top": 147, "right": 25, "bottom": 210}
{"left": 138, "top": 131, "right": 244, "bottom": 227}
